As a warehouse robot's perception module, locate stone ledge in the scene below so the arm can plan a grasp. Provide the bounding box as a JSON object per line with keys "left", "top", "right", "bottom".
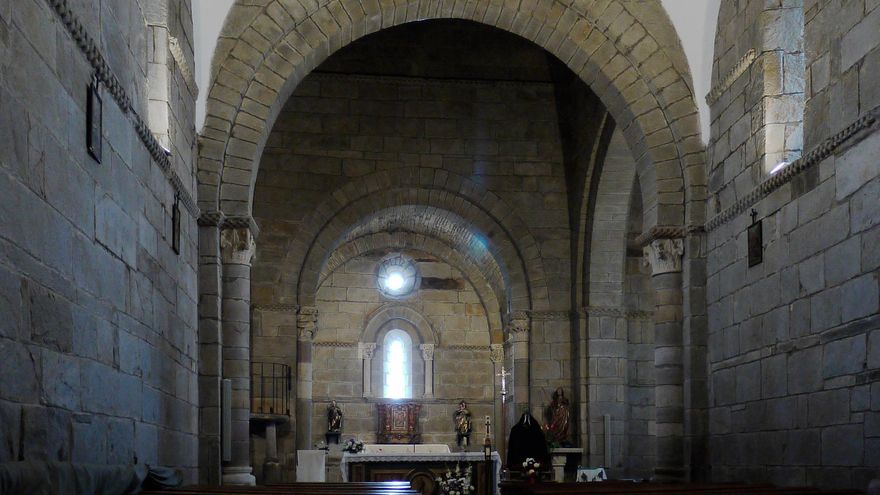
{"left": 45, "top": 0, "right": 200, "bottom": 218}
{"left": 706, "top": 49, "right": 756, "bottom": 106}
{"left": 706, "top": 106, "right": 879, "bottom": 232}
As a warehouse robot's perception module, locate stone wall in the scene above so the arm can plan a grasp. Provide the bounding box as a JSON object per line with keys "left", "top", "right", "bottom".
{"left": 0, "top": 0, "right": 199, "bottom": 480}
{"left": 706, "top": 0, "right": 880, "bottom": 488}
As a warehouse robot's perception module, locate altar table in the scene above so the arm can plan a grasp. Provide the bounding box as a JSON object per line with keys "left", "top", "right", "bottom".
{"left": 342, "top": 450, "right": 502, "bottom": 495}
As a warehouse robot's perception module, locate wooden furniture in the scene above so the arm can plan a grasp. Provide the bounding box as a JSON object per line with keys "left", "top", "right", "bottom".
{"left": 376, "top": 403, "right": 422, "bottom": 444}
{"left": 343, "top": 451, "right": 502, "bottom": 495}
{"left": 498, "top": 480, "right": 864, "bottom": 495}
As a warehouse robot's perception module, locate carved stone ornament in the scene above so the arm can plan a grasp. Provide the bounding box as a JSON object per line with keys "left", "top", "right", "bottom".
{"left": 642, "top": 238, "right": 685, "bottom": 275}
{"left": 359, "top": 342, "right": 377, "bottom": 360}
{"left": 220, "top": 227, "right": 256, "bottom": 265}
{"left": 489, "top": 344, "right": 504, "bottom": 363}
{"left": 507, "top": 311, "right": 530, "bottom": 333}
{"left": 297, "top": 306, "right": 318, "bottom": 341}
{"left": 419, "top": 343, "right": 435, "bottom": 361}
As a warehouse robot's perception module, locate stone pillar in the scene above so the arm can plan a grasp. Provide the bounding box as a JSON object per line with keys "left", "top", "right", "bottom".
{"left": 419, "top": 344, "right": 435, "bottom": 398}
{"left": 296, "top": 306, "right": 318, "bottom": 451}
{"left": 197, "top": 219, "right": 223, "bottom": 484}
{"left": 643, "top": 238, "right": 685, "bottom": 482}
{"left": 358, "top": 342, "right": 376, "bottom": 397}
{"left": 263, "top": 423, "right": 281, "bottom": 483}
{"left": 490, "top": 343, "right": 505, "bottom": 457}
{"left": 507, "top": 311, "right": 530, "bottom": 417}
{"left": 220, "top": 227, "right": 257, "bottom": 485}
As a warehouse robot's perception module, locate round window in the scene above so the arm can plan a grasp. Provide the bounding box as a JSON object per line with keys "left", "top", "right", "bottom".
{"left": 376, "top": 254, "right": 420, "bottom": 299}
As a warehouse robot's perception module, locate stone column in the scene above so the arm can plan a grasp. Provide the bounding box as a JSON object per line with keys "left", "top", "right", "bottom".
{"left": 507, "top": 311, "right": 530, "bottom": 418}
{"left": 643, "top": 238, "right": 685, "bottom": 482}
{"left": 220, "top": 227, "right": 257, "bottom": 485}
{"left": 358, "top": 342, "right": 376, "bottom": 397}
{"left": 489, "top": 344, "right": 505, "bottom": 456}
{"left": 419, "top": 344, "right": 435, "bottom": 398}
{"left": 296, "top": 306, "right": 318, "bottom": 450}
{"left": 197, "top": 218, "right": 223, "bottom": 484}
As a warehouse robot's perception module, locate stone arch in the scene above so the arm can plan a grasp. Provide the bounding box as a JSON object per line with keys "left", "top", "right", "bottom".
{"left": 362, "top": 304, "right": 438, "bottom": 345}
{"left": 286, "top": 168, "right": 541, "bottom": 311}
{"left": 199, "top": 0, "right": 706, "bottom": 229}
{"left": 320, "top": 232, "right": 504, "bottom": 334}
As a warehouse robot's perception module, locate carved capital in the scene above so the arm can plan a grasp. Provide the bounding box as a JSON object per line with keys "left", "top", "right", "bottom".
{"left": 297, "top": 306, "right": 318, "bottom": 341}
{"left": 220, "top": 227, "right": 256, "bottom": 265}
{"left": 359, "top": 342, "right": 377, "bottom": 360}
{"left": 642, "top": 238, "right": 685, "bottom": 275}
{"left": 489, "top": 344, "right": 504, "bottom": 363}
{"left": 419, "top": 343, "right": 435, "bottom": 361}
{"left": 507, "top": 311, "right": 530, "bottom": 333}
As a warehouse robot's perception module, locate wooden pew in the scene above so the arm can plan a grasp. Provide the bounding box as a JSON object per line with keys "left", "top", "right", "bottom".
{"left": 142, "top": 480, "right": 417, "bottom": 495}
{"left": 499, "top": 481, "right": 863, "bottom": 495}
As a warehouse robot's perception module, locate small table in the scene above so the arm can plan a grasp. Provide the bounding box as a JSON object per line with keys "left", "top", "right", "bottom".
{"left": 548, "top": 448, "right": 582, "bottom": 482}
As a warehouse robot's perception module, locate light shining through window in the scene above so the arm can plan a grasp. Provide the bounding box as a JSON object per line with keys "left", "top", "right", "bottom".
{"left": 385, "top": 272, "right": 405, "bottom": 291}
{"left": 383, "top": 329, "right": 411, "bottom": 399}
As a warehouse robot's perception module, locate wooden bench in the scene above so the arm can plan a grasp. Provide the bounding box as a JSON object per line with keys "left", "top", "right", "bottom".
{"left": 499, "top": 481, "right": 863, "bottom": 495}
{"left": 141, "top": 480, "right": 417, "bottom": 495}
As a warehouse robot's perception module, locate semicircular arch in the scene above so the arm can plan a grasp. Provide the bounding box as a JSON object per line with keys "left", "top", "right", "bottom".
{"left": 199, "top": 0, "right": 706, "bottom": 229}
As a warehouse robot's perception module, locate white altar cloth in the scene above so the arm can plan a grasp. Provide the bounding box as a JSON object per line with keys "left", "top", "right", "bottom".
{"left": 341, "top": 451, "right": 502, "bottom": 495}
{"left": 363, "top": 444, "right": 451, "bottom": 454}
{"left": 296, "top": 450, "right": 327, "bottom": 481}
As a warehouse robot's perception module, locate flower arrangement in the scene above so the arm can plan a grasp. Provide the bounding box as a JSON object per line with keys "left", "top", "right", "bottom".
{"left": 342, "top": 438, "right": 364, "bottom": 453}
{"left": 521, "top": 457, "right": 541, "bottom": 483}
{"left": 436, "top": 464, "right": 474, "bottom": 495}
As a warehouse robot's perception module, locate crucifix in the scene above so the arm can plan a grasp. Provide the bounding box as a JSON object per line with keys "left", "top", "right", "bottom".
{"left": 497, "top": 367, "right": 511, "bottom": 403}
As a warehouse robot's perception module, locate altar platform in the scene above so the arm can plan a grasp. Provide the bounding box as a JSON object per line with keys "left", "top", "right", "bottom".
{"left": 341, "top": 446, "right": 501, "bottom": 495}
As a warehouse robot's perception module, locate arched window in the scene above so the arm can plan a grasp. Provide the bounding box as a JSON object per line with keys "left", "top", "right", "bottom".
{"left": 383, "top": 329, "right": 412, "bottom": 399}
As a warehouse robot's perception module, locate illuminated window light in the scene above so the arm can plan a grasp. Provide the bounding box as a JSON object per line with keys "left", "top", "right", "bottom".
{"left": 769, "top": 161, "right": 789, "bottom": 175}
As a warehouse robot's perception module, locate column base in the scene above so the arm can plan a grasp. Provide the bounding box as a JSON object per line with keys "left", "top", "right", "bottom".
{"left": 222, "top": 466, "right": 256, "bottom": 485}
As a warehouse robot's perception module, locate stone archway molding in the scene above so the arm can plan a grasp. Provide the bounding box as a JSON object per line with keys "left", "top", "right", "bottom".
{"left": 199, "top": 0, "right": 707, "bottom": 229}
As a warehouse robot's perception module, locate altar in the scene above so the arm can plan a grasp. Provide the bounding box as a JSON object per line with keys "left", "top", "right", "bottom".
{"left": 342, "top": 447, "right": 502, "bottom": 495}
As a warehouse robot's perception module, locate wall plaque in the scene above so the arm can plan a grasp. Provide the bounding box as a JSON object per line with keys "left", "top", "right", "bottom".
{"left": 86, "top": 79, "right": 102, "bottom": 163}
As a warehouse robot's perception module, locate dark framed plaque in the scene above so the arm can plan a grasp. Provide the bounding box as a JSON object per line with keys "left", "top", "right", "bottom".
{"left": 748, "top": 215, "right": 763, "bottom": 267}
{"left": 171, "top": 196, "right": 181, "bottom": 255}
{"left": 86, "top": 80, "right": 102, "bottom": 163}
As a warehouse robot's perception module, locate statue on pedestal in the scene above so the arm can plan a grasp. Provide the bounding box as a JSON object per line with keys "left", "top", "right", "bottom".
{"left": 454, "top": 400, "right": 473, "bottom": 448}
{"left": 326, "top": 400, "right": 343, "bottom": 445}
{"left": 544, "top": 387, "right": 570, "bottom": 446}
{"left": 328, "top": 400, "right": 343, "bottom": 432}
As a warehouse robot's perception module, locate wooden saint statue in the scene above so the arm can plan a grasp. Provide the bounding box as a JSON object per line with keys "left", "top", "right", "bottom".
{"left": 454, "top": 400, "right": 473, "bottom": 447}
{"left": 327, "top": 400, "right": 343, "bottom": 433}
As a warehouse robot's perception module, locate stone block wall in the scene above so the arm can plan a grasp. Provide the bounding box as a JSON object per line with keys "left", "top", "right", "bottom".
{"left": 0, "top": 0, "right": 199, "bottom": 480}
{"left": 310, "top": 254, "right": 494, "bottom": 446}
{"left": 706, "top": 0, "right": 880, "bottom": 488}
{"left": 251, "top": 71, "right": 571, "bottom": 310}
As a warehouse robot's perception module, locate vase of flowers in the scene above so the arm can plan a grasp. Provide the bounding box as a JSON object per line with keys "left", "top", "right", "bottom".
{"left": 342, "top": 438, "right": 364, "bottom": 453}
{"left": 522, "top": 457, "right": 540, "bottom": 484}
{"left": 436, "top": 464, "right": 474, "bottom": 495}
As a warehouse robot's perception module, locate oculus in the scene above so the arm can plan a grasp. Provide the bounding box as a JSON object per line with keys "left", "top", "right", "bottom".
{"left": 376, "top": 254, "right": 420, "bottom": 299}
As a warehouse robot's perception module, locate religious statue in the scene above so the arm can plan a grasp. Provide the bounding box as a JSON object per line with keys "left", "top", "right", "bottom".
{"left": 327, "top": 400, "right": 343, "bottom": 433}
{"left": 454, "top": 400, "right": 473, "bottom": 447}
{"left": 544, "top": 387, "right": 570, "bottom": 445}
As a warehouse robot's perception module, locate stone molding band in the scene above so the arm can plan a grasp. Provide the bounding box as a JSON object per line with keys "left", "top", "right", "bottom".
{"left": 313, "top": 342, "right": 493, "bottom": 352}
{"left": 634, "top": 225, "right": 705, "bottom": 246}
{"left": 706, "top": 107, "right": 879, "bottom": 231}
{"left": 252, "top": 304, "right": 299, "bottom": 312}
{"left": 197, "top": 211, "right": 261, "bottom": 237}
{"left": 311, "top": 70, "right": 554, "bottom": 90}
{"left": 706, "top": 49, "right": 756, "bottom": 105}
{"left": 44, "top": 0, "right": 199, "bottom": 218}
{"left": 581, "top": 306, "right": 654, "bottom": 320}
